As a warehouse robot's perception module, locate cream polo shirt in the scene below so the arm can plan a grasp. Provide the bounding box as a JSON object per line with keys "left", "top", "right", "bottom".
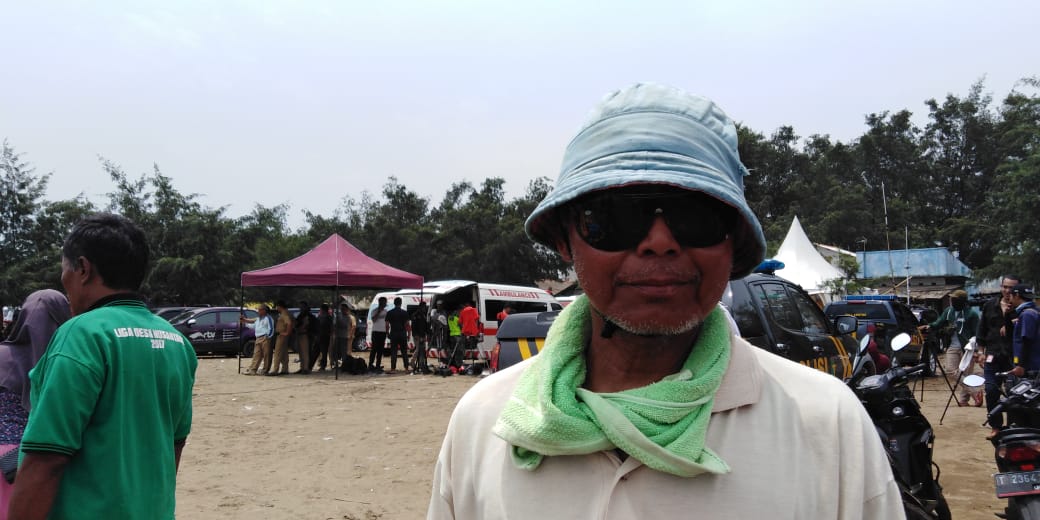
{"left": 428, "top": 334, "right": 904, "bottom": 520}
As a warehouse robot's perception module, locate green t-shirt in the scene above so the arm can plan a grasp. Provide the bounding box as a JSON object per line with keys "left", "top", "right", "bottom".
{"left": 448, "top": 314, "right": 461, "bottom": 336}
{"left": 21, "top": 297, "right": 198, "bottom": 519}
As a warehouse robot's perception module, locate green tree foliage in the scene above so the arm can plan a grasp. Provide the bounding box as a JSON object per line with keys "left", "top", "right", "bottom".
{"left": 852, "top": 110, "right": 929, "bottom": 251}
{"left": 0, "top": 142, "right": 84, "bottom": 304}
{"left": 103, "top": 161, "right": 243, "bottom": 305}
{"left": 13, "top": 197, "right": 97, "bottom": 297}
{"left": 921, "top": 80, "right": 1002, "bottom": 268}
{"left": 0, "top": 141, "right": 45, "bottom": 263}
{"left": 983, "top": 78, "right": 1040, "bottom": 283}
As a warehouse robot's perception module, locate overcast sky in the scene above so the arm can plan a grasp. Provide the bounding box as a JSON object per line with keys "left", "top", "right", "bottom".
{"left": 2, "top": 0, "right": 1036, "bottom": 229}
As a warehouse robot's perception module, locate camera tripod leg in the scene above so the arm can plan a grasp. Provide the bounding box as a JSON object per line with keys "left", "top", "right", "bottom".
{"left": 940, "top": 370, "right": 963, "bottom": 425}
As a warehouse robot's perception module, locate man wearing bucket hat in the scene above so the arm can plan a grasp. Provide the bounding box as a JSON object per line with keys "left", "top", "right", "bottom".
{"left": 428, "top": 84, "right": 902, "bottom": 519}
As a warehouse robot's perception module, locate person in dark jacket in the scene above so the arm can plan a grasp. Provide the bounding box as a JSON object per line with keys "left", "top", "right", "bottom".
{"left": 294, "top": 301, "right": 317, "bottom": 374}
{"left": 978, "top": 275, "right": 1020, "bottom": 436}
{"left": 385, "top": 297, "right": 411, "bottom": 373}
{"left": 411, "top": 302, "right": 431, "bottom": 374}
{"left": 312, "top": 303, "right": 334, "bottom": 372}
{"left": 1010, "top": 285, "right": 1039, "bottom": 377}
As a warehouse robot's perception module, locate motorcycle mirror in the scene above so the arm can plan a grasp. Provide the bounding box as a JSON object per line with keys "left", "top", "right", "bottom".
{"left": 962, "top": 374, "right": 986, "bottom": 388}
{"left": 891, "top": 332, "right": 912, "bottom": 352}
{"left": 859, "top": 335, "right": 870, "bottom": 354}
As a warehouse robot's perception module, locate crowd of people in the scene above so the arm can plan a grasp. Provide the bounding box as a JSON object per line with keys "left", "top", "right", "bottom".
{"left": 916, "top": 277, "right": 1038, "bottom": 440}
{"left": 241, "top": 300, "right": 359, "bottom": 376}
{"left": 358, "top": 296, "right": 489, "bottom": 375}
{"left": 233, "top": 295, "right": 499, "bottom": 378}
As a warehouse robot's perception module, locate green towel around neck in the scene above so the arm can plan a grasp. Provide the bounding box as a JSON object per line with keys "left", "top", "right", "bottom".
{"left": 492, "top": 295, "right": 732, "bottom": 477}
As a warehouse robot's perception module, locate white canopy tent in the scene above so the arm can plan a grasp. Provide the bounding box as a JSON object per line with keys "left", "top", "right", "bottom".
{"left": 774, "top": 216, "right": 845, "bottom": 300}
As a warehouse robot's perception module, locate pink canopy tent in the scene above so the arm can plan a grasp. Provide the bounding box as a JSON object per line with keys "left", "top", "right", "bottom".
{"left": 240, "top": 234, "right": 423, "bottom": 289}
{"left": 239, "top": 234, "right": 422, "bottom": 378}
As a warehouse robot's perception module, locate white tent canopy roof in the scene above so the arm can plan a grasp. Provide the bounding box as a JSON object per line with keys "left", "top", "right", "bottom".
{"left": 773, "top": 216, "right": 844, "bottom": 294}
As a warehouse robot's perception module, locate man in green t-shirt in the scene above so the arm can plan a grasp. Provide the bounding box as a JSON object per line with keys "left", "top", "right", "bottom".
{"left": 10, "top": 213, "right": 198, "bottom": 519}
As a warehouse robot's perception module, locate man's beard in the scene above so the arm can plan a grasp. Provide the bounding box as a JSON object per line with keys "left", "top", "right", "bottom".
{"left": 603, "top": 311, "right": 702, "bottom": 337}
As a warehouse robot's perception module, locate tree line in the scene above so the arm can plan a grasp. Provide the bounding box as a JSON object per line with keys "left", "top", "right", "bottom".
{"left": 2, "top": 78, "right": 1038, "bottom": 307}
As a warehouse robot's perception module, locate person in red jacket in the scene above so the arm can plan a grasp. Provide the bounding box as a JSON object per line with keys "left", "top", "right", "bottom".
{"left": 496, "top": 305, "right": 512, "bottom": 324}
{"left": 460, "top": 301, "right": 481, "bottom": 353}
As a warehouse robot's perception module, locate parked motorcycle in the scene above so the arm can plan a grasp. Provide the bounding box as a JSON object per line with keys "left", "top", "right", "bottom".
{"left": 970, "top": 372, "right": 1040, "bottom": 519}
{"left": 853, "top": 332, "right": 951, "bottom": 519}
{"left": 846, "top": 333, "right": 879, "bottom": 388}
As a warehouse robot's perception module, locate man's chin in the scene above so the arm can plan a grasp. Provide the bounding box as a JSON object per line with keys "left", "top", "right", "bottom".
{"left": 609, "top": 315, "right": 703, "bottom": 337}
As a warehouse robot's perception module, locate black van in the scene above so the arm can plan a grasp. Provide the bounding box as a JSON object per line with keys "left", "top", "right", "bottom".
{"left": 824, "top": 296, "right": 933, "bottom": 374}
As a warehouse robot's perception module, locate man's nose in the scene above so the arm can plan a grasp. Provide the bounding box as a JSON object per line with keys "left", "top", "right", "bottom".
{"left": 636, "top": 215, "right": 680, "bottom": 255}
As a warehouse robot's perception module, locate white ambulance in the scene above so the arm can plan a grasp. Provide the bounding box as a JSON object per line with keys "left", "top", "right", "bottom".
{"left": 366, "top": 280, "right": 561, "bottom": 354}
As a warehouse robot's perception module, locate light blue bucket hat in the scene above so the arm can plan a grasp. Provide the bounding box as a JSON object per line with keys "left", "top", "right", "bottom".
{"left": 525, "top": 83, "right": 766, "bottom": 279}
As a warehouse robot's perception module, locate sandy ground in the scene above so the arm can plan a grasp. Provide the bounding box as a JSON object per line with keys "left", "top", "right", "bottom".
{"left": 178, "top": 356, "right": 1005, "bottom": 519}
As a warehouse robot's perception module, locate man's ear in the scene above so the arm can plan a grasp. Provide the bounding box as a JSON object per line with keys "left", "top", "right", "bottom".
{"left": 554, "top": 232, "right": 573, "bottom": 263}
{"left": 77, "top": 257, "right": 98, "bottom": 284}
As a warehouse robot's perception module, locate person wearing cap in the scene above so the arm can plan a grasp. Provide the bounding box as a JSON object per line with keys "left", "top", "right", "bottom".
{"left": 1009, "top": 284, "right": 1039, "bottom": 377}
{"left": 921, "top": 289, "right": 982, "bottom": 406}
{"left": 923, "top": 289, "right": 977, "bottom": 405}
{"left": 428, "top": 84, "right": 902, "bottom": 519}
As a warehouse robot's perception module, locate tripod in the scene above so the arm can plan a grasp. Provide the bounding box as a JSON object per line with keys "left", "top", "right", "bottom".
{"left": 938, "top": 336, "right": 981, "bottom": 425}
{"left": 908, "top": 333, "right": 957, "bottom": 406}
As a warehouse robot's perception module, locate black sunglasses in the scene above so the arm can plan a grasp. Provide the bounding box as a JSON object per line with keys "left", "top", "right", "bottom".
{"left": 565, "top": 188, "right": 737, "bottom": 252}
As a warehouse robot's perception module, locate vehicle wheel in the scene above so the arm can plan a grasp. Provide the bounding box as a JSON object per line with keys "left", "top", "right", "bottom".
{"left": 241, "top": 340, "right": 255, "bottom": 358}
{"left": 1012, "top": 496, "right": 1040, "bottom": 520}
{"left": 922, "top": 348, "right": 938, "bottom": 377}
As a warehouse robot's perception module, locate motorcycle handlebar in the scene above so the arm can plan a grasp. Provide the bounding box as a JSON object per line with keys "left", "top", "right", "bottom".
{"left": 893, "top": 363, "right": 929, "bottom": 379}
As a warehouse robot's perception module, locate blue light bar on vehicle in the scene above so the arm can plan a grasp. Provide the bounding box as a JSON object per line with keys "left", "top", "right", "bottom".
{"left": 753, "top": 259, "right": 786, "bottom": 274}
{"left": 846, "top": 295, "right": 898, "bottom": 301}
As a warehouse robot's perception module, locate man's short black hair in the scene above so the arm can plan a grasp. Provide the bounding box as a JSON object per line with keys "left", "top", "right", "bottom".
{"left": 275, "top": 300, "right": 288, "bottom": 309}
{"left": 62, "top": 213, "right": 149, "bottom": 291}
{"left": 393, "top": 297, "right": 403, "bottom": 306}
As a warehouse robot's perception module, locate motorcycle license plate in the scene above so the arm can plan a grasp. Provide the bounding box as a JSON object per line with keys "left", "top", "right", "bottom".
{"left": 995, "top": 470, "right": 1040, "bottom": 497}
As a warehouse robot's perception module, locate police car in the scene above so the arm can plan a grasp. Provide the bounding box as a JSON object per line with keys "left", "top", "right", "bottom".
{"left": 493, "top": 260, "right": 861, "bottom": 380}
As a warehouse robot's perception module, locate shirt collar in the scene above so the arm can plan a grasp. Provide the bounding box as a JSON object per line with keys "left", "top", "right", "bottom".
{"left": 711, "top": 333, "right": 763, "bottom": 412}
{"left": 85, "top": 292, "right": 145, "bottom": 313}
